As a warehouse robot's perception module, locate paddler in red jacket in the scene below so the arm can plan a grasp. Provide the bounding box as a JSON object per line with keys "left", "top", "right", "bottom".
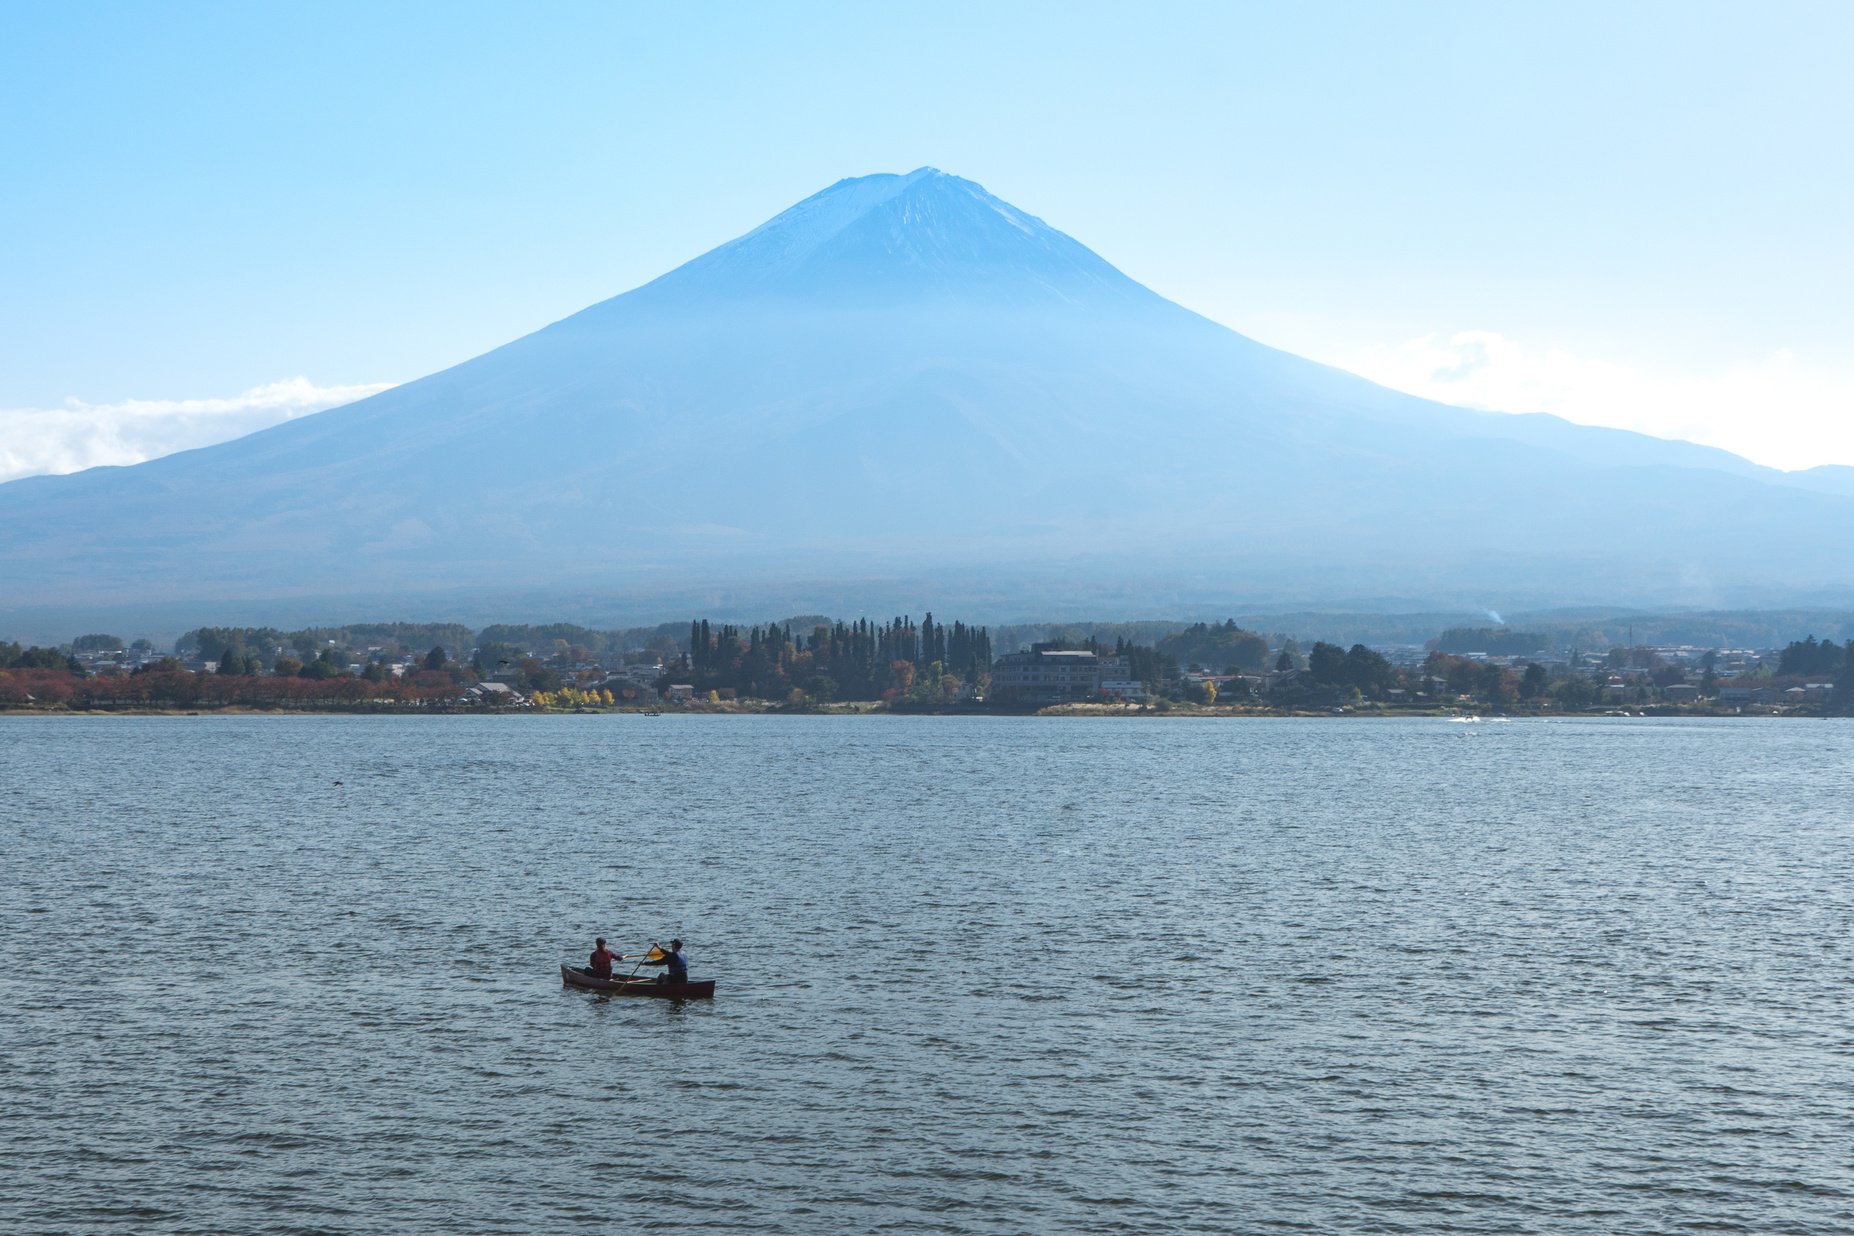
{"left": 588, "top": 937, "right": 625, "bottom": 979}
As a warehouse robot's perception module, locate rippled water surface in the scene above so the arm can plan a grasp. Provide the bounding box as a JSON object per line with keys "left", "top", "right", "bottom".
{"left": 4, "top": 714, "right": 1853, "bottom": 1233}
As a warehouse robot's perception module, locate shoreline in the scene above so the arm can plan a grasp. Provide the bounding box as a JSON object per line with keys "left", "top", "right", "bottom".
{"left": 0, "top": 702, "right": 1836, "bottom": 720}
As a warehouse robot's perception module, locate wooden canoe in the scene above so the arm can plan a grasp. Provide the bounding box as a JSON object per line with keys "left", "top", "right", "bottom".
{"left": 560, "top": 964, "right": 716, "bottom": 999}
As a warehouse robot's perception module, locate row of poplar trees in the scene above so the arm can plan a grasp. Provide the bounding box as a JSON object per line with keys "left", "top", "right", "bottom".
{"left": 681, "top": 614, "right": 992, "bottom": 701}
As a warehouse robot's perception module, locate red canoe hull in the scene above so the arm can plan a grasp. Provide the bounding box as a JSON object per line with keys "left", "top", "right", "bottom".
{"left": 560, "top": 965, "right": 716, "bottom": 999}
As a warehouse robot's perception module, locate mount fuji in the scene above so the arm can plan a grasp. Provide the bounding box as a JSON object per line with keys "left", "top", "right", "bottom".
{"left": 4, "top": 167, "right": 1852, "bottom": 628}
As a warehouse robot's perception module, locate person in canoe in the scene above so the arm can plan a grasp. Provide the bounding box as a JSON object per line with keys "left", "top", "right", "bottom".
{"left": 641, "top": 938, "right": 688, "bottom": 984}
{"left": 588, "top": 937, "right": 626, "bottom": 980}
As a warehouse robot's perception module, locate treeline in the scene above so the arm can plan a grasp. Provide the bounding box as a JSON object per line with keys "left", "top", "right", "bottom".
{"left": 1434, "top": 627, "right": 1548, "bottom": 655}
{"left": 1417, "top": 649, "right": 1678, "bottom": 709}
{"left": 1035, "top": 621, "right": 1270, "bottom": 680}
{"left": 179, "top": 623, "right": 476, "bottom": 670}
{"left": 16, "top": 614, "right": 1853, "bottom": 715}
{"left": 1206, "top": 641, "right": 1396, "bottom": 707}
{"left": 171, "top": 618, "right": 783, "bottom": 673}
{"left": 0, "top": 643, "right": 83, "bottom": 673}
{"left": 995, "top": 620, "right": 1197, "bottom": 654}
{"left": 1155, "top": 620, "right": 1271, "bottom": 672}
{"left": 681, "top": 614, "right": 992, "bottom": 704}
{"left": 3, "top": 628, "right": 486, "bottom": 709}
{"left": 1777, "top": 636, "right": 1847, "bottom": 678}
{"left": 0, "top": 663, "right": 469, "bottom": 709}
{"left": 477, "top": 621, "right": 689, "bottom": 667}
{"left": 1225, "top": 642, "right": 1848, "bottom": 712}
{"left": 1261, "top": 646, "right": 1575, "bottom": 709}
{"left": 1111, "top": 637, "right": 1181, "bottom": 688}
{"left": 0, "top": 612, "right": 1002, "bottom": 710}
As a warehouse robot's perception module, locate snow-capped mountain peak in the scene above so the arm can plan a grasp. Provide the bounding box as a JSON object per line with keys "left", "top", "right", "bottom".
{"left": 5, "top": 167, "right": 1852, "bottom": 622}
{"left": 630, "top": 167, "right": 1143, "bottom": 306}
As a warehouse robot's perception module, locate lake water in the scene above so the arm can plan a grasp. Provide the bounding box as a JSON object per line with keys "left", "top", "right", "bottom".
{"left": 3, "top": 714, "right": 1852, "bottom": 1233}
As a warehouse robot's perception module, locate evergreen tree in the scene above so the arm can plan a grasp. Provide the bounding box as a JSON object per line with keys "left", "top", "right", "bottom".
{"left": 1345, "top": 644, "right": 1393, "bottom": 696}
{"left": 1779, "top": 636, "right": 1844, "bottom": 678}
{"left": 1307, "top": 642, "right": 1348, "bottom": 686}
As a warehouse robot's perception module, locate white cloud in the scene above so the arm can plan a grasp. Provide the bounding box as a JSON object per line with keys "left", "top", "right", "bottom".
{"left": 1340, "top": 331, "right": 1854, "bottom": 472}
{"left": 0, "top": 377, "right": 397, "bottom": 483}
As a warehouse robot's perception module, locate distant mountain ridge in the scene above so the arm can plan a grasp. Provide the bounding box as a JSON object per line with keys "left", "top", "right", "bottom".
{"left": 3, "top": 167, "right": 1852, "bottom": 629}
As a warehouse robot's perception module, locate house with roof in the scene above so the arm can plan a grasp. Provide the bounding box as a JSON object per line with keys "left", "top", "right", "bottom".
{"left": 460, "top": 681, "right": 526, "bottom": 706}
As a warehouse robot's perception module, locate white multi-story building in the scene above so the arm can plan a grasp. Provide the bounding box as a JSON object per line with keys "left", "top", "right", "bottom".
{"left": 989, "top": 645, "right": 1145, "bottom": 704}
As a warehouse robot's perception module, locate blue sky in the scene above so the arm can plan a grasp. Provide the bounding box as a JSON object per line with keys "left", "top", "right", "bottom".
{"left": 3, "top": 1, "right": 1850, "bottom": 474}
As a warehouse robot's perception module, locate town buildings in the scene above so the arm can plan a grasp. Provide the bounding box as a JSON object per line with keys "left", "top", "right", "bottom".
{"left": 988, "top": 644, "right": 1146, "bottom": 704}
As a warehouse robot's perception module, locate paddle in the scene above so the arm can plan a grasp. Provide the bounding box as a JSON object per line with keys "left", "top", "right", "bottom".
{"left": 625, "top": 943, "right": 667, "bottom": 981}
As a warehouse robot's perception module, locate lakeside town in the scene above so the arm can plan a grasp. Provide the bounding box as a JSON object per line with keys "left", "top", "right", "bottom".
{"left": 1, "top": 616, "right": 1849, "bottom": 717}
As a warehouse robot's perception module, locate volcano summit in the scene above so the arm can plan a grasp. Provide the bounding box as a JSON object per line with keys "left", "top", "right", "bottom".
{"left": 4, "top": 168, "right": 1853, "bottom": 627}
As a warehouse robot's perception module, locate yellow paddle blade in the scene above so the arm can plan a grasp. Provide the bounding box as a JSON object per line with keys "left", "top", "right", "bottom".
{"left": 645, "top": 946, "right": 666, "bottom": 961}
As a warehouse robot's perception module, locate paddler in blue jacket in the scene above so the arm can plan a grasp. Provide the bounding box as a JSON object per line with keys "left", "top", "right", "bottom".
{"left": 642, "top": 939, "right": 688, "bottom": 984}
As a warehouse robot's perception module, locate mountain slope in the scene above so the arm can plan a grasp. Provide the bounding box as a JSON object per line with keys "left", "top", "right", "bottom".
{"left": 2, "top": 168, "right": 1850, "bottom": 620}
